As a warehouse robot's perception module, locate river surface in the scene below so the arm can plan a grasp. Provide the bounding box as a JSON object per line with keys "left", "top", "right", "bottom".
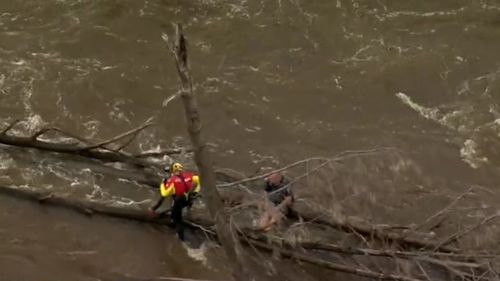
{"left": 1, "top": 0, "right": 500, "bottom": 280}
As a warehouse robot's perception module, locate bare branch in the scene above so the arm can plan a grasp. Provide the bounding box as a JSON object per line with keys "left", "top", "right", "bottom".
{"left": 295, "top": 201, "right": 461, "bottom": 253}
{"left": 246, "top": 239, "right": 425, "bottom": 281}
{"left": 29, "top": 127, "right": 89, "bottom": 145}
{"left": 217, "top": 147, "right": 396, "bottom": 188}
{"left": 415, "top": 187, "right": 474, "bottom": 231}
{"left": 81, "top": 118, "right": 155, "bottom": 151}
{"left": 416, "top": 261, "right": 432, "bottom": 281}
{"left": 436, "top": 213, "right": 500, "bottom": 249}
{"left": 153, "top": 277, "right": 230, "bottom": 281}
{"left": 30, "top": 127, "right": 60, "bottom": 141}
{"left": 113, "top": 134, "right": 138, "bottom": 152}
{"left": 0, "top": 119, "right": 21, "bottom": 136}
{"left": 133, "top": 148, "right": 194, "bottom": 158}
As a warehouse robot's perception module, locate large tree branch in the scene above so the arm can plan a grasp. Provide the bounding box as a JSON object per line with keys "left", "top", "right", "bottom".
{"left": 0, "top": 120, "right": 159, "bottom": 168}
{"left": 81, "top": 117, "right": 155, "bottom": 151}
{"left": 164, "top": 23, "right": 249, "bottom": 281}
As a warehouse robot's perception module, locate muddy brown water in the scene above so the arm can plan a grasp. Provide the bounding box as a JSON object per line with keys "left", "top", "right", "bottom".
{"left": 1, "top": 0, "right": 500, "bottom": 280}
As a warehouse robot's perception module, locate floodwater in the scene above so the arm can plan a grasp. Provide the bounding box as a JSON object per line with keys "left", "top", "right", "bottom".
{"left": 1, "top": 0, "right": 500, "bottom": 280}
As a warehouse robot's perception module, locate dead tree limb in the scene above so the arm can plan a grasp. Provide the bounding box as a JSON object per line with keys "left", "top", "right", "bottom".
{"left": 29, "top": 126, "right": 91, "bottom": 144}
{"left": 244, "top": 239, "right": 425, "bottom": 281}
{"left": 0, "top": 121, "right": 156, "bottom": 168}
{"left": 0, "top": 119, "right": 21, "bottom": 136}
{"left": 163, "top": 24, "right": 249, "bottom": 281}
{"left": 436, "top": 213, "right": 500, "bottom": 249}
{"left": 414, "top": 187, "right": 474, "bottom": 231}
{"left": 280, "top": 239, "right": 487, "bottom": 277}
{"left": 133, "top": 148, "right": 194, "bottom": 158}
{"left": 217, "top": 148, "right": 395, "bottom": 188}
{"left": 295, "top": 202, "right": 461, "bottom": 253}
{"left": 81, "top": 118, "right": 155, "bottom": 151}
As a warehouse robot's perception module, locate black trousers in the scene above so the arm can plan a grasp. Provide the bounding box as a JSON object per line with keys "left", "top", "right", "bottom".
{"left": 171, "top": 195, "right": 189, "bottom": 241}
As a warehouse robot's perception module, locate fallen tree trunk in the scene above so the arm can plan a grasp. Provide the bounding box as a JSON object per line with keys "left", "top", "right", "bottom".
{"left": 0, "top": 184, "right": 171, "bottom": 225}
{"left": 0, "top": 118, "right": 194, "bottom": 173}
{"left": 242, "top": 239, "right": 425, "bottom": 281}
{"left": 0, "top": 133, "right": 149, "bottom": 166}
{"left": 0, "top": 183, "right": 493, "bottom": 281}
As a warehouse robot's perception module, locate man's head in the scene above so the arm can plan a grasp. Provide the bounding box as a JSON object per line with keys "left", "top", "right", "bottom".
{"left": 267, "top": 172, "right": 283, "bottom": 186}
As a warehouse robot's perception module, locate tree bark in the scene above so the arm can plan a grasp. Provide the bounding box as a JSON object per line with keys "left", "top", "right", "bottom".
{"left": 165, "top": 24, "right": 249, "bottom": 281}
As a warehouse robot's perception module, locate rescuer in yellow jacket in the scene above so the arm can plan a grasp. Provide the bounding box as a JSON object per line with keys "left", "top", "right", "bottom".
{"left": 148, "top": 162, "right": 201, "bottom": 241}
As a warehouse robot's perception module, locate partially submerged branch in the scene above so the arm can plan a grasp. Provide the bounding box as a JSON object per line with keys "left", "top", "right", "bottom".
{"left": 414, "top": 187, "right": 474, "bottom": 232}
{"left": 296, "top": 203, "right": 461, "bottom": 253}
{"left": 0, "top": 119, "right": 158, "bottom": 168}
{"left": 245, "top": 239, "right": 426, "bottom": 281}
{"left": 81, "top": 118, "right": 155, "bottom": 151}
{"left": 436, "top": 213, "right": 500, "bottom": 249}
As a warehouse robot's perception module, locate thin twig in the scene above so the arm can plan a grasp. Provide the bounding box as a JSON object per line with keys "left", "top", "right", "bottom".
{"left": 217, "top": 147, "right": 396, "bottom": 188}
{"left": 81, "top": 118, "right": 155, "bottom": 151}
{"left": 30, "top": 127, "right": 62, "bottom": 141}
{"left": 29, "top": 126, "right": 90, "bottom": 144}
{"left": 436, "top": 213, "right": 500, "bottom": 250}
{"left": 246, "top": 238, "right": 425, "bottom": 281}
{"left": 113, "top": 133, "right": 139, "bottom": 152}
{"left": 415, "top": 187, "right": 474, "bottom": 231}
{"left": 0, "top": 119, "right": 21, "bottom": 136}
{"left": 416, "top": 261, "right": 432, "bottom": 281}
{"left": 151, "top": 276, "right": 228, "bottom": 281}
{"left": 133, "top": 148, "right": 193, "bottom": 158}
{"left": 186, "top": 221, "right": 216, "bottom": 236}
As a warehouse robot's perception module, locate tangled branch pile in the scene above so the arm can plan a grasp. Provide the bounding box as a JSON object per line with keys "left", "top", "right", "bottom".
{"left": 0, "top": 118, "right": 498, "bottom": 280}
